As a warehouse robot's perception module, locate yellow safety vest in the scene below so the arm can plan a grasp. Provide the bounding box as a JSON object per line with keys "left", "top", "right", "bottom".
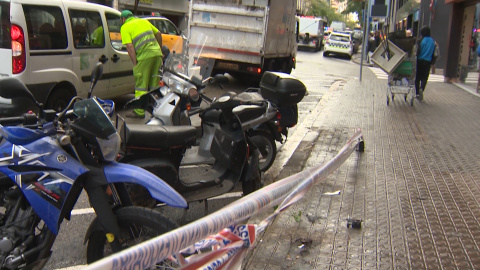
{"left": 121, "top": 17, "right": 162, "bottom": 61}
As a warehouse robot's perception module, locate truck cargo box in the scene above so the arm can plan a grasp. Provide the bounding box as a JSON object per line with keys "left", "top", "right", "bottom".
{"left": 188, "top": 0, "right": 297, "bottom": 75}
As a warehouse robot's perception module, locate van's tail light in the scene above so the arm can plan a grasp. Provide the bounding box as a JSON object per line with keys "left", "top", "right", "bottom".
{"left": 11, "top": 24, "right": 26, "bottom": 74}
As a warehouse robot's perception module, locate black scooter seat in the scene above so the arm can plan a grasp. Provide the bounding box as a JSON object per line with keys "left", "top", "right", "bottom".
{"left": 122, "top": 124, "right": 197, "bottom": 149}
{"left": 203, "top": 92, "right": 266, "bottom": 124}
{"left": 237, "top": 92, "right": 264, "bottom": 102}
{"left": 234, "top": 92, "right": 266, "bottom": 123}
{"left": 233, "top": 105, "right": 265, "bottom": 123}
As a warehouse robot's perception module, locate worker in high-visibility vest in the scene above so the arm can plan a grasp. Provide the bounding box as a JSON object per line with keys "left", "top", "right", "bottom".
{"left": 120, "top": 10, "right": 163, "bottom": 118}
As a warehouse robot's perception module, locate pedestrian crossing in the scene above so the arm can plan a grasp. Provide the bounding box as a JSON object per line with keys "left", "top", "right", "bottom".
{"left": 368, "top": 67, "right": 479, "bottom": 84}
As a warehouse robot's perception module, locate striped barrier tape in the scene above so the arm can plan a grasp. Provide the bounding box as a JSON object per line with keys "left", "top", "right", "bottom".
{"left": 85, "top": 128, "right": 364, "bottom": 269}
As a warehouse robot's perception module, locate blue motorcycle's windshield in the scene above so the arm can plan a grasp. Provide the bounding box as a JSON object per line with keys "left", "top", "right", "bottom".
{"left": 73, "top": 99, "right": 116, "bottom": 139}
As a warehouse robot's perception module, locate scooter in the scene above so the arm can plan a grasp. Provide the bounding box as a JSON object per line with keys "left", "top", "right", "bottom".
{"left": 142, "top": 38, "right": 306, "bottom": 172}
{"left": 121, "top": 89, "right": 263, "bottom": 203}
{"left": 0, "top": 63, "right": 186, "bottom": 269}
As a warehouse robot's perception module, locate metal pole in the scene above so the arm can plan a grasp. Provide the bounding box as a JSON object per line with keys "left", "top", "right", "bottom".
{"left": 360, "top": 0, "right": 372, "bottom": 82}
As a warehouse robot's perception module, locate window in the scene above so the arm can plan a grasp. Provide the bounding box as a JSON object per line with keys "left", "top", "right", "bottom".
{"left": 162, "top": 20, "right": 179, "bottom": 35}
{"left": 23, "top": 5, "right": 67, "bottom": 50}
{"left": 0, "top": 2, "right": 11, "bottom": 49}
{"left": 330, "top": 35, "right": 350, "bottom": 43}
{"left": 105, "top": 12, "right": 124, "bottom": 51}
{"left": 69, "top": 9, "right": 104, "bottom": 48}
{"left": 148, "top": 19, "right": 179, "bottom": 36}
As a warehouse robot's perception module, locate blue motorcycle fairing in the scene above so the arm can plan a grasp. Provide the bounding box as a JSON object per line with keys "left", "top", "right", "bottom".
{"left": 103, "top": 162, "right": 187, "bottom": 208}
{"left": 0, "top": 126, "right": 49, "bottom": 145}
{"left": 0, "top": 136, "right": 88, "bottom": 235}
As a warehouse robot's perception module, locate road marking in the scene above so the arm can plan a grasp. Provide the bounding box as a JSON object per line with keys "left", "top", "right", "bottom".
{"left": 70, "top": 191, "right": 244, "bottom": 217}
{"left": 56, "top": 266, "right": 86, "bottom": 270}
{"left": 71, "top": 208, "right": 94, "bottom": 215}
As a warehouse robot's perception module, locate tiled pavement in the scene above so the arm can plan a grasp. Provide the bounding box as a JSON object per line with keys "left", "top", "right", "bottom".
{"left": 243, "top": 64, "right": 480, "bottom": 269}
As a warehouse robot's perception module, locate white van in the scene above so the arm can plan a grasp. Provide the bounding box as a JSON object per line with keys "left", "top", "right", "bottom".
{"left": 0, "top": 0, "right": 134, "bottom": 112}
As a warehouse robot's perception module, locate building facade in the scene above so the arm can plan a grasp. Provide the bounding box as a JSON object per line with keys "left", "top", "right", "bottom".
{"left": 388, "top": 0, "right": 480, "bottom": 82}
{"left": 88, "top": 0, "right": 189, "bottom": 31}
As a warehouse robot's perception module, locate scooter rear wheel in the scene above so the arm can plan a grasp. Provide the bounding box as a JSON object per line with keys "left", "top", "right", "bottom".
{"left": 86, "top": 206, "right": 178, "bottom": 268}
{"left": 249, "top": 130, "right": 277, "bottom": 172}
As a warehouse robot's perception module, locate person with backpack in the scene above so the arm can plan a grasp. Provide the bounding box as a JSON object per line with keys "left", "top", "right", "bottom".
{"left": 415, "top": 26, "right": 436, "bottom": 101}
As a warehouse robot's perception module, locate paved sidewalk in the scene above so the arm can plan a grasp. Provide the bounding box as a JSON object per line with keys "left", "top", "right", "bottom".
{"left": 243, "top": 62, "right": 480, "bottom": 269}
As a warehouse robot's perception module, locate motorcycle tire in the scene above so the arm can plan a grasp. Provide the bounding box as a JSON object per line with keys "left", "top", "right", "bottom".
{"left": 249, "top": 130, "right": 277, "bottom": 172}
{"left": 86, "top": 206, "right": 178, "bottom": 268}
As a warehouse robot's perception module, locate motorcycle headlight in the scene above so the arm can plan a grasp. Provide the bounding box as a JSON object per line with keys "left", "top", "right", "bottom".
{"left": 160, "top": 85, "right": 170, "bottom": 96}
{"left": 170, "top": 80, "right": 184, "bottom": 94}
{"left": 96, "top": 132, "right": 121, "bottom": 161}
{"left": 188, "top": 88, "right": 199, "bottom": 102}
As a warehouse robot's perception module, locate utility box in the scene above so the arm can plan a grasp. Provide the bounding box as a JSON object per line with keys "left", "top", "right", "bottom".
{"left": 371, "top": 40, "right": 407, "bottom": 74}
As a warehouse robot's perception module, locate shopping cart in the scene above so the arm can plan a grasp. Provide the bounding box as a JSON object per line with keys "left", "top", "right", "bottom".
{"left": 386, "top": 57, "right": 416, "bottom": 106}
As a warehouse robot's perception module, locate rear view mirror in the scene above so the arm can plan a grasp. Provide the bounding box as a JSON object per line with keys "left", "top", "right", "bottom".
{"left": 87, "top": 62, "right": 104, "bottom": 98}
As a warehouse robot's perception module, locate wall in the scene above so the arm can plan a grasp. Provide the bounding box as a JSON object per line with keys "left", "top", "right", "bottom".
{"left": 117, "top": 0, "right": 189, "bottom": 31}
{"left": 459, "top": 6, "right": 476, "bottom": 73}
{"left": 425, "top": 0, "right": 453, "bottom": 71}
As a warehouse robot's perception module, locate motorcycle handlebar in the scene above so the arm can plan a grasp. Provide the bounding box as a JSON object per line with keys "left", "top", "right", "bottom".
{"left": 0, "top": 113, "right": 38, "bottom": 126}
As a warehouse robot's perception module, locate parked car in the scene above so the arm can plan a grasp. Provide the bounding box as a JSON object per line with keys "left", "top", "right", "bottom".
{"left": 0, "top": 0, "right": 135, "bottom": 114}
{"left": 323, "top": 31, "right": 353, "bottom": 59}
{"left": 141, "top": 16, "right": 183, "bottom": 54}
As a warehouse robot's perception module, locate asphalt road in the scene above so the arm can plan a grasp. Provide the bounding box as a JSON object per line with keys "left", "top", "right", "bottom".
{"left": 46, "top": 49, "right": 361, "bottom": 269}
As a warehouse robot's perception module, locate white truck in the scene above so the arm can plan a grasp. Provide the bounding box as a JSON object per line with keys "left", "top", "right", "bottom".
{"left": 330, "top": 21, "right": 346, "bottom": 32}
{"left": 297, "top": 16, "right": 325, "bottom": 52}
{"left": 187, "top": 0, "right": 297, "bottom": 77}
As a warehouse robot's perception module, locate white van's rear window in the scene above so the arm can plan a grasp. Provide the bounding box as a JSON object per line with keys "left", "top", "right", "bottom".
{"left": 23, "top": 5, "right": 67, "bottom": 50}
{"left": 0, "top": 2, "right": 11, "bottom": 49}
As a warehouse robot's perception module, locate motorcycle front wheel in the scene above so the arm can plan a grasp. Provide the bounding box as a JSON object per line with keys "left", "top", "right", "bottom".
{"left": 86, "top": 206, "right": 178, "bottom": 269}
{"left": 249, "top": 130, "right": 277, "bottom": 172}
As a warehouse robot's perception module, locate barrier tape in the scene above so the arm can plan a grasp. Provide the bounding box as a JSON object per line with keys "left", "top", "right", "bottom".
{"left": 86, "top": 128, "right": 364, "bottom": 270}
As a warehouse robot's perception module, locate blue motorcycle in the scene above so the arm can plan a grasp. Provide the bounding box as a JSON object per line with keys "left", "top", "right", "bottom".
{"left": 0, "top": 63, "right": 187, "bottom": 269}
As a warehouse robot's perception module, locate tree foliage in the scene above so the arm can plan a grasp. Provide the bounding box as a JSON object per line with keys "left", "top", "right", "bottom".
{"left": 342, "top": 0, "right": 367, "bottom": 27}
{"left": 306, "top": 0, "right": 364, "bottom": 27}
{"left": 306, "top": 0, "right": 345, "bottom": 24}
{"left": 342, "top": 0, "right": 365, "bottom": 16}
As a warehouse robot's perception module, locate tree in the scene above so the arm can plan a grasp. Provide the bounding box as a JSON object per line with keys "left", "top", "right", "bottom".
{"left": 342, "top": 0, "right": 365, "bottom": 15}
{"left": 307, "top": 0, "right": 345, "bottom": 25}
{"left": 342, "top": 0, "right": 366, "bottom": 27}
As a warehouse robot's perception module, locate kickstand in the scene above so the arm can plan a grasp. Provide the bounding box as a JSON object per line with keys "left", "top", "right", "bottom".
{"left": 205, "top": 199, "right": 209, "bottom": 216}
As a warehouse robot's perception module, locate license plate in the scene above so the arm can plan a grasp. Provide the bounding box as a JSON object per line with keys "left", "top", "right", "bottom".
{"left": 216, "top": 62, "right": 239, "bottom": 70}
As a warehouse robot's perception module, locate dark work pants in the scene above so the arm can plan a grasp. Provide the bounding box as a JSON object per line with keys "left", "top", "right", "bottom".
{"left": 415, "top": 59, "right": 432, "bottom": 95}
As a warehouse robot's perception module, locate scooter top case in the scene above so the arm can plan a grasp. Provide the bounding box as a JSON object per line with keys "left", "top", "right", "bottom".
{"left": 259, "top": 71, "right": 307, "bottom": 107}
